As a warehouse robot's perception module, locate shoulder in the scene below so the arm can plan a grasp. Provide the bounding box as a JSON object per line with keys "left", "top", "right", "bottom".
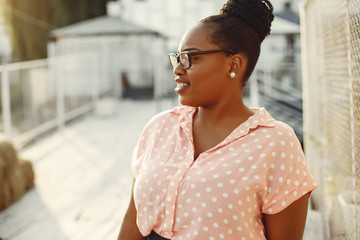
{"left": 143, "top": 105, "right": 194, "bottom": 129}
{"left": 251, "top": 108, "right": 300, "bottom": 144}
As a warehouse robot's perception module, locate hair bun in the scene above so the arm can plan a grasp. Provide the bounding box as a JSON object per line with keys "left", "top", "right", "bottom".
{"left": 220, "top": 0, "right": 274, "bottom": 42}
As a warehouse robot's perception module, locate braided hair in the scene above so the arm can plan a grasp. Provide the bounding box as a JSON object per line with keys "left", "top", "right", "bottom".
{"left": 199, "top": 0, "right": 274, "bottom": 85}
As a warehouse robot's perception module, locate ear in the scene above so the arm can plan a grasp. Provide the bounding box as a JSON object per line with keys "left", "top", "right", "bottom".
{"left": 228, "top": 53, "right": 247, "bottom": 78}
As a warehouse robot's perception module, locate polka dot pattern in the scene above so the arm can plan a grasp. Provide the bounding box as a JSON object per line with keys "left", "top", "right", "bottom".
{"left": 132, "top": 106, "right": 319, "bottom": 239}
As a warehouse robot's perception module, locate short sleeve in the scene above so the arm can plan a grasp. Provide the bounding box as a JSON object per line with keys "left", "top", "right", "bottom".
{"left": 261, "top": 125, "right": 319, "bottom": 214}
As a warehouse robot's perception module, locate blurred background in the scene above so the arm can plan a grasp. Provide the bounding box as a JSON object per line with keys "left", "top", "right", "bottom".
{"left": 0, "top": 0, "right": 359, "bottom": 239}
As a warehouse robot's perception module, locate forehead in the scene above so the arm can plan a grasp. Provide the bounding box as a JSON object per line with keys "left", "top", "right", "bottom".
{"left": 178, "top": 24, "right": 217, "bottom": 52}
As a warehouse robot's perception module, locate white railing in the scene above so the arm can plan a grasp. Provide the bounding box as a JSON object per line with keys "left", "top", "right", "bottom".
{"left": 0, "top": 56, "right": 105, "bottom": 148}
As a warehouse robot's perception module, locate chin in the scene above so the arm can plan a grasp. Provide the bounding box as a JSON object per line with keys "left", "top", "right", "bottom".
{"left": 178, "top": 95, "right": 197, "bottom": 107}
{"left": 178, "top": 96, "right": 210, "bottom": 108}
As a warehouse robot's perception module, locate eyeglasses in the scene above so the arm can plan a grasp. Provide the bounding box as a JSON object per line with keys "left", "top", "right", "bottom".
{"left": 168, "top": 49, "right": 235, "bottom": 69}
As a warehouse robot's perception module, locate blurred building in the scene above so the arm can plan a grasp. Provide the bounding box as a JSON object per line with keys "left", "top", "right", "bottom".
{"left": 47, "top": 2, "right": 169, "bottom": 99}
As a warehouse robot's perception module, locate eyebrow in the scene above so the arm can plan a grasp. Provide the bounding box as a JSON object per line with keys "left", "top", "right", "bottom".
{"left": 178, "top": 47, "right": 201, "bottom": 53}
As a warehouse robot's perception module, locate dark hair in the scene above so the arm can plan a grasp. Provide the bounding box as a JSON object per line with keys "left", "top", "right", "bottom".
{"left": 199, "top": 0, "right": 274, "bottom": 85}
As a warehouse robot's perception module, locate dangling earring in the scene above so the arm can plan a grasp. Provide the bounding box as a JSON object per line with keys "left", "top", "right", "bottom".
{"left": 230, "top": 72, "right": 236, "bottom": 78}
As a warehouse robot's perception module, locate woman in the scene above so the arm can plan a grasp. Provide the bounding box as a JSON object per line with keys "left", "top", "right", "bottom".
{"left": 118, "top": 0, "right": 318, "bottom": 239}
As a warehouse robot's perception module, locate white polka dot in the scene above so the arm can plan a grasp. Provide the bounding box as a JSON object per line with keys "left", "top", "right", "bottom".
{"left": 217, "top": 182, "right": 223, "bottom": 188}
{"left": 207, "top": 212, "right": 213, "bottom": 218}
{"left": 212, "top": 197, "right": 217, "bottom": 203}
{"left": 216, "top": 150, "right": 222, "bottom": 154}
{"left": 230, "top": 179, "right": 236, "bottom": 184}
{"left": 201, "top": 178, "right": 207, "bottom": 182}
{"left": 234, "top": 189, "right": 240, "bottom": 194}
{"left": 196, "top": 192, "right": 201, "bottom": 198}
{"left": 228, "top": 204, "right": 233, "bottom": 209}
{"left": 186, "top": 198, "right": 191, "bottom": 203}
{"left": 239, "top": 168, "right": 245, "bottom": 172}
{"left": 201, "top": 202, "right": 206, "bottom": 207}
{"left": 192, "top": 207, "right": 197, "bottom": 212}
{"left": 203, "top": 226, "right": 209, "bottom": 231}
{"left": 219, "top": 233, "right": 225, "bottom": 239}
{"left": 229, "top": 147, "right": 235, "bottom": 151}
{"left": 226, "top": 170, "right": 232, "bottom": 175}
{"left": 281, "top": 152, "right": 286, "bottom": 158}
{"left": 238, "top": 200, "right": 243, "bottom": 205}
{"left": 279, "top": 177, "right": 283, "bottom": 182}
{"left": 223, "top": 193, "right": 229, "bottom": 198}
{"left": 222, "top": 163, "right": 229, "bottom": 167}
{"left": 198, "top": 217, "right": 202, "bottom": 222}
{"left": 237, "top": 226, "right": 242, "bottom": 231}
{"left": 242, "top": 177, "right": 248, "bottom": 181}
{"left": 248, "top": 156, "right": 254, "bottom": 161}
{"left": 269, "top": 175, "right": 274, "bottom": 180}
{"left": 218, "top": 208, "right": 223, "bottom": 213}
{"left": 270, "top": 163, "right": 275, "bottom": 168}
{"left": 251, "top": 165, "right": 257, "bottom": 169}
{"left": 190, "top": 184, "right": 196, "bottom": 188}
{"left": 206, "top": 187, "right": 212, "bottom": 192}
{"left": 213, "top": 223, "right": 219, "bottom": 228}
{"left": 233, "top": 215, "right": 238, "bottom": 220}
{"left": 184, "top": 212, "right": 189, "bottom": 217}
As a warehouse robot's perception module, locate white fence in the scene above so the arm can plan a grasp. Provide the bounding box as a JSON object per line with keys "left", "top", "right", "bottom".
{"left": 0, "top": 56, "right": 105, "bottom": 147}
{"left": 301, "top": 0, "right": 360, "bottom": 239}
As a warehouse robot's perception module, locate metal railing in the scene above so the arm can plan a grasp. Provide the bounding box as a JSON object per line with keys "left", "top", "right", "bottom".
{"left": 0, "top": 56, "right": 103, "bottom": 147}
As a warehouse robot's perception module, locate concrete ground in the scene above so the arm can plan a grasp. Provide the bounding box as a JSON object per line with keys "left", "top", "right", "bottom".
{"left": 0, "top": 99, "right": 324, "bottom": 240}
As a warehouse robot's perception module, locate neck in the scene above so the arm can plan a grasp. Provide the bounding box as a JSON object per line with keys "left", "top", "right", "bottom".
{"left": 195, "top": 94, "right": 254, "bottom": 127}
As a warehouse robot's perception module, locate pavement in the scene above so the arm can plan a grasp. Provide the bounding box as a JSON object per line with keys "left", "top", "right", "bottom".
{"left": 0, "top": 98, "right": 325, "bottom": 240}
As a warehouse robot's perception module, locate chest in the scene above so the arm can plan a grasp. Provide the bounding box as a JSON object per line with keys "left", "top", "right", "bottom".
{"left": 193, "top": 124, "right": 235, "bottom": 159}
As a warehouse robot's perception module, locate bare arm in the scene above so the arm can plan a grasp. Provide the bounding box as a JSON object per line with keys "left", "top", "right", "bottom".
{"left": 263, "top": 193, "right": 310, "bottom": 240}
{"left": 118, "top": 179, "right": 145, "bottom": 240}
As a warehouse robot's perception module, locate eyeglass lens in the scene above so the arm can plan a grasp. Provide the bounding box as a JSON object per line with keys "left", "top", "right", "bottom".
{"left": 169, "top": 53, "right": 190, "bottom": 69}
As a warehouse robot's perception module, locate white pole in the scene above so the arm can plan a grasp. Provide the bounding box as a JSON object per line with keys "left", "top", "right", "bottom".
{"left": 1, "top": 65, "right": 12, "bottom": 138}
{"left": 55, "top": 56, "right": 65, "bottom": 130}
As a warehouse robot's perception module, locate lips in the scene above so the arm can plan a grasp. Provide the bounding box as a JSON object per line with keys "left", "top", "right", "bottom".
{"left": 175, "top": 79, "right": 190, "bottom": 94}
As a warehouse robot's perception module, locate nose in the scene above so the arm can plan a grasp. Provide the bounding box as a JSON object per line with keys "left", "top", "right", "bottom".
{"left": 173, "top": 62, "right": 185, "bottom": 76}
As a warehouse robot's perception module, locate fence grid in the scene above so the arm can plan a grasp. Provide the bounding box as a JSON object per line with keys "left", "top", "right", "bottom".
{"left": 301, "top": 0, "right": 360, "bottom": 239}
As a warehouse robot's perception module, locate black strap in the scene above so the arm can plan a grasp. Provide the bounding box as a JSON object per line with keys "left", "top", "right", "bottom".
{"left": 146, "top": 231, "right": 170, "bottom": 240}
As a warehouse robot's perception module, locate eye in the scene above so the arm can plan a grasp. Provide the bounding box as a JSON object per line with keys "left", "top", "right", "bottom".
{"left": 190, "top": 55, "right": 198, "bottom": 60}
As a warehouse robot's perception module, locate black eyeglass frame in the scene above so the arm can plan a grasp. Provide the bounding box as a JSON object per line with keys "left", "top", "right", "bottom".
{"left": 168, "top": 49, "right": 236, "bottom": 69}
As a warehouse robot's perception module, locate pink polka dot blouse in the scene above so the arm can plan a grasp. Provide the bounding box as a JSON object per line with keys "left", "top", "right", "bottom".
{"left": 132, "top": 106, "right": 318, "bottom": 240}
